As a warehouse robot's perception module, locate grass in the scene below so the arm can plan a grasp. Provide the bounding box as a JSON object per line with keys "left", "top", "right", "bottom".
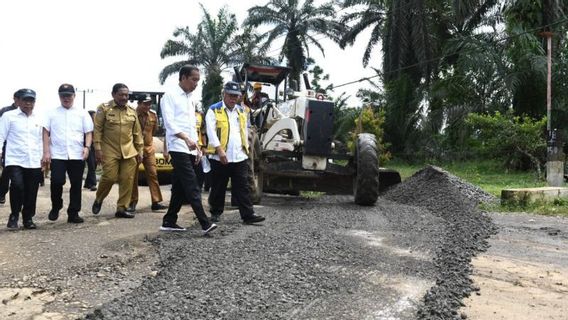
{"left": 387, "top": 159, "right": 568, "bottom": 216}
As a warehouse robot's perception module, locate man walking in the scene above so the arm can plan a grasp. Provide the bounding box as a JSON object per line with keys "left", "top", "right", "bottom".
{"left": 0, "top": 89, "right": 43, "bottom": 229}
{"left": 160, "top": 65, "right": 216, "bottom": 234}
{"left": 0, "top": 89, "right": 23, "bottom": 204}
{"left": 42, "top": 84, "right": 93, "bottom": 224}
{"left": 127, "top": 94, "right": 167, "bottom": 213}
{"left": 83, "top": 110, "right": 98, "bottom": 191}
{"left": 91, "top": 83, "right": 143, "bottom": 219}
{"left": 205, "top": 81, "right": 265, "bottom": 224}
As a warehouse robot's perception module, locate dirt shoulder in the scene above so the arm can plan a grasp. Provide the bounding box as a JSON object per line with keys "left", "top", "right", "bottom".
{"left": 0, "top": 182, "right": 181, "bottom": 319}
{"left": 463, "top": 212, "right": 568, "bottom": 319}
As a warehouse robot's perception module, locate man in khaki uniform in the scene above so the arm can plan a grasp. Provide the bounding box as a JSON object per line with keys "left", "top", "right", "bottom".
{"left": 91, "top": 83, "right": 143, "bottom": 218}
{"left": 127, "top": 94, "right": 167, "bottom": 213}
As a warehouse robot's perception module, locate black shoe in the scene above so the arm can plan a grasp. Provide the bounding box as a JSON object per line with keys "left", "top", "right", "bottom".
{"left": 115, "top": 211, "right": 135, "bottom": 219}
{"left": 89, "top": 186, "right": 97, "bottom": 191}
{"left": 210, "top": 214, "right": 221, "bottom": 223}
{"left": 7, "top": 215, "right": 18, "bottom": 229}
{"left": 126, "top": 203, "right": 136, "bottom": 213}
{"left": 48, "top": 208, "right": 60, "bottom": 221}
{"left": 92, "top": 200, "right": 102, "bottom": 215}
{"left": 23, "top": 220, "right": 37, "bottom": 229}
{"left": 243, "top": 214, "right": 265, "bottom": 224}
{"left": 151, "top": 203, "right": 168, "bottom": 211}
{"left": 67, "top": 215, "right": 84, "bottom": 224}
{"left": 160, "top": 222, "right": 186, "bottom": 232}
{"left": 0, "top": 195, "right": 5, "bottom": 204}
{"left": 203, "top": 223, "right": 218, "bottom": 235}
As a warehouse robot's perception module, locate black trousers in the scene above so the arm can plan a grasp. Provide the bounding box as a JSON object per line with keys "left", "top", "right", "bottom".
{"left": 163, "top": 152, "right": 210, "bottom": 229}
{"left": 208, "top": 159, "right": 254, "bottom": 219}
{"left": 7, "top": 166, "right": 42, "bottom": 222}
{"left": 84, "top": 145, "right": 97, "bottom": 188}
{"left": 51, "top": 159, "right": 85, "bottom": 216}
{"left": 0, "top": 143, "right": 9, "bottom": 197}
{"left": 0, "top": 168, "right": 9, "bottom": 198}
{"left": 193, "top": 162, "right": 205, "bottom": 190}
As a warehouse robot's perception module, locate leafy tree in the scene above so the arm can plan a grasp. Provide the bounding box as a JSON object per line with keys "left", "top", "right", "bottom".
{"left": 159, "top": 5, "right": 240, "bottom": 107}
{"left": 244, "top": 0, "right": 345, "bottom": 86}
{"left": 306, "top": 58, "right": 333, "bottom": 93}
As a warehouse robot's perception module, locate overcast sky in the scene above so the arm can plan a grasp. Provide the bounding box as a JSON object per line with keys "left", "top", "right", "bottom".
{"left": 0, "top": 0, "right": 380, "bottom": 112}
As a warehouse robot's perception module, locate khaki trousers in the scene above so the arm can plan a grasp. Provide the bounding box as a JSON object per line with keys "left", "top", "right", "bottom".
{"left": 130, "top": 153, "right": 163, "bottom": 204}
{"left": 95, "top": 157, "right": 138, "bottom": 211}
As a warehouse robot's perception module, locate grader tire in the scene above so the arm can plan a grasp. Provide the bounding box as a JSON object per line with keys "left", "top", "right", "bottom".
{"left": 354, "top": 133, "right": 380, "bottom": 205}
{"left": 247, "top": 129, "right": 263, "bottom": 204}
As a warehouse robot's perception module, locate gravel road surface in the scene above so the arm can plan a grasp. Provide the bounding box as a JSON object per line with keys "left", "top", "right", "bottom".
{"left": 2, "top": 166, "right": 566, "bottom": 320}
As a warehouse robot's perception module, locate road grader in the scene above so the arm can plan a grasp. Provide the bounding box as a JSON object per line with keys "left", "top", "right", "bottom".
{"left": 237, "top": 63, "right": 401, "bottom": 205}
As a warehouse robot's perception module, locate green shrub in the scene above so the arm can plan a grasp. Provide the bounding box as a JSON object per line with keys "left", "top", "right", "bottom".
{"left": 347, "top": 106, "right": 391, "bottom": 164}
{"left": 465, "top": 111, "right": 546, "bottom": 174}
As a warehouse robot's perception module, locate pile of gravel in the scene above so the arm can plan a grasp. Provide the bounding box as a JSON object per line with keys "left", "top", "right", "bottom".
{"left": 384, "top": 165, "right": 497, "bottom": 319}
{"left": 85, "top": 165, "right": 497, "bottom": 320}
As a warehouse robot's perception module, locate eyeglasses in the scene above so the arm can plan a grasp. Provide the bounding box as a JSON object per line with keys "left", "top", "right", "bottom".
{"left": 22, "top": 97, "right": 35, "bottom": 102}
{"left": 59, "top": 93, "right": 73, "bottom": 98}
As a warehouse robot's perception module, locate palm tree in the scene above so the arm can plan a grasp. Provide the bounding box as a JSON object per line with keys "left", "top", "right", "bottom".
{"left": 159, "top": 4, "right": 240, "bottom": 107}
{"left": 339, "top": 0, "right": 387, "bottom": 67}
{"left": 244, "top": 0, "right": 345, "bottom": 86}
{"left": 233, "top": 26, "right": 278, "bottom": 66}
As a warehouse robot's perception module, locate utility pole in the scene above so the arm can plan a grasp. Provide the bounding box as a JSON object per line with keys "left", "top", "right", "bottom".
{"left": 76, "top": 89, "right": 93, "bottom": 109}
{"left": 540, "top": 31, "right": 564, "bottom": 186}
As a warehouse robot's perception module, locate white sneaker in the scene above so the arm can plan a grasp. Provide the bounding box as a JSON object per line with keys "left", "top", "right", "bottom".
{"left": 160, "top": 223, "right": 187, "bottom": 232}
{"left": 203, "top": 223, "right": 217, "bottom": 235}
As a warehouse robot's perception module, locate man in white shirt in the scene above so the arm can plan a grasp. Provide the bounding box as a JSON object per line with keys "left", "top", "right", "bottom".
{"left": 160, "top": 65, "right": 216, "bottom": 234}
{"left": 205, "top": 81, "right": 265, "bottom": 225}
{"left": 0, "top": 89, "right": 43, "bottom": 230}
{"left": 0, "top": 89, "right": 23, "bottom": 204}
{"left": 42, "top": 84, "right": 94, "bottom": 224}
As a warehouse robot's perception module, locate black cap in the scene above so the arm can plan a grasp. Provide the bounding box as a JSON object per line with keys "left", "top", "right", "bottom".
{"left": 138, "top": 94, "right": 152, "bottom": 102}
{"left": 224, "top": 81, "right": 241, "bottom": 95}
{"left": 14, "top": 89, "right": 25, "bottom": 98}
{"left": 20, "top": 89, "right": 36, "bottom": 99}
{"left": 58, "top": 83, "right": 75, "bottom": 95}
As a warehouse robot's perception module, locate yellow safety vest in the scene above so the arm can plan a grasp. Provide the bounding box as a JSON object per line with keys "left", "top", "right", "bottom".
{"left": 195, "top": 112, "right": 206, "bottom": 148}
{"left": 206, "top": 104, "right": 249, "bottom": 155}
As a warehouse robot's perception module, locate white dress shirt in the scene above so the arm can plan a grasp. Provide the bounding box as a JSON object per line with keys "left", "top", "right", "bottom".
{"left": 43, "top": 105, "right": 94, "bottom": 160}
{"left": 0, "top": 108, "right": 43, "bottom": 168}
{"left": 206, "top": 102, "right": 248, "bottom": 163}
{"left": 161, "top": 85, "right": 198, "bottom": 155}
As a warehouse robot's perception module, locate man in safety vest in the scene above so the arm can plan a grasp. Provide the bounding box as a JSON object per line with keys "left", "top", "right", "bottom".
{"left": 205, "top": 81, "right": 265, "bottom": 224}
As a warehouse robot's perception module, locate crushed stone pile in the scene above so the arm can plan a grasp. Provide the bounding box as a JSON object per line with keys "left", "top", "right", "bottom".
{"left": 384, "top": 165, "right": 497, "bottom": 319}
{"left": 84, "top": 165, "right": 498, "bottom": 320}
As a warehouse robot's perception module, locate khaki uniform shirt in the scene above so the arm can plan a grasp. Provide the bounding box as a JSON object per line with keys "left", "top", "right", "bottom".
{"left": 138, "top": 109, "right": 158, "bottom": 155}
{"left": 93, "top": 100, "right": 143, "bottom": 159}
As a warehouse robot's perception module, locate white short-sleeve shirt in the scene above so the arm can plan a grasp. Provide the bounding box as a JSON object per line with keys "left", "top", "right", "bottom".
{"left": 0, "top": 108, "right": 43, "bottom": 168}
{"left": 43, "top": 105, "right": 94, "bottom": 160}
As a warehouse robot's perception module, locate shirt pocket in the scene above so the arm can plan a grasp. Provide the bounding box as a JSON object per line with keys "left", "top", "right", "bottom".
{"left": 123, "top": 114, "right": 137, "bottom": 125}
{"left": 106, "top": 113, "right": 120, "bottom": 126}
